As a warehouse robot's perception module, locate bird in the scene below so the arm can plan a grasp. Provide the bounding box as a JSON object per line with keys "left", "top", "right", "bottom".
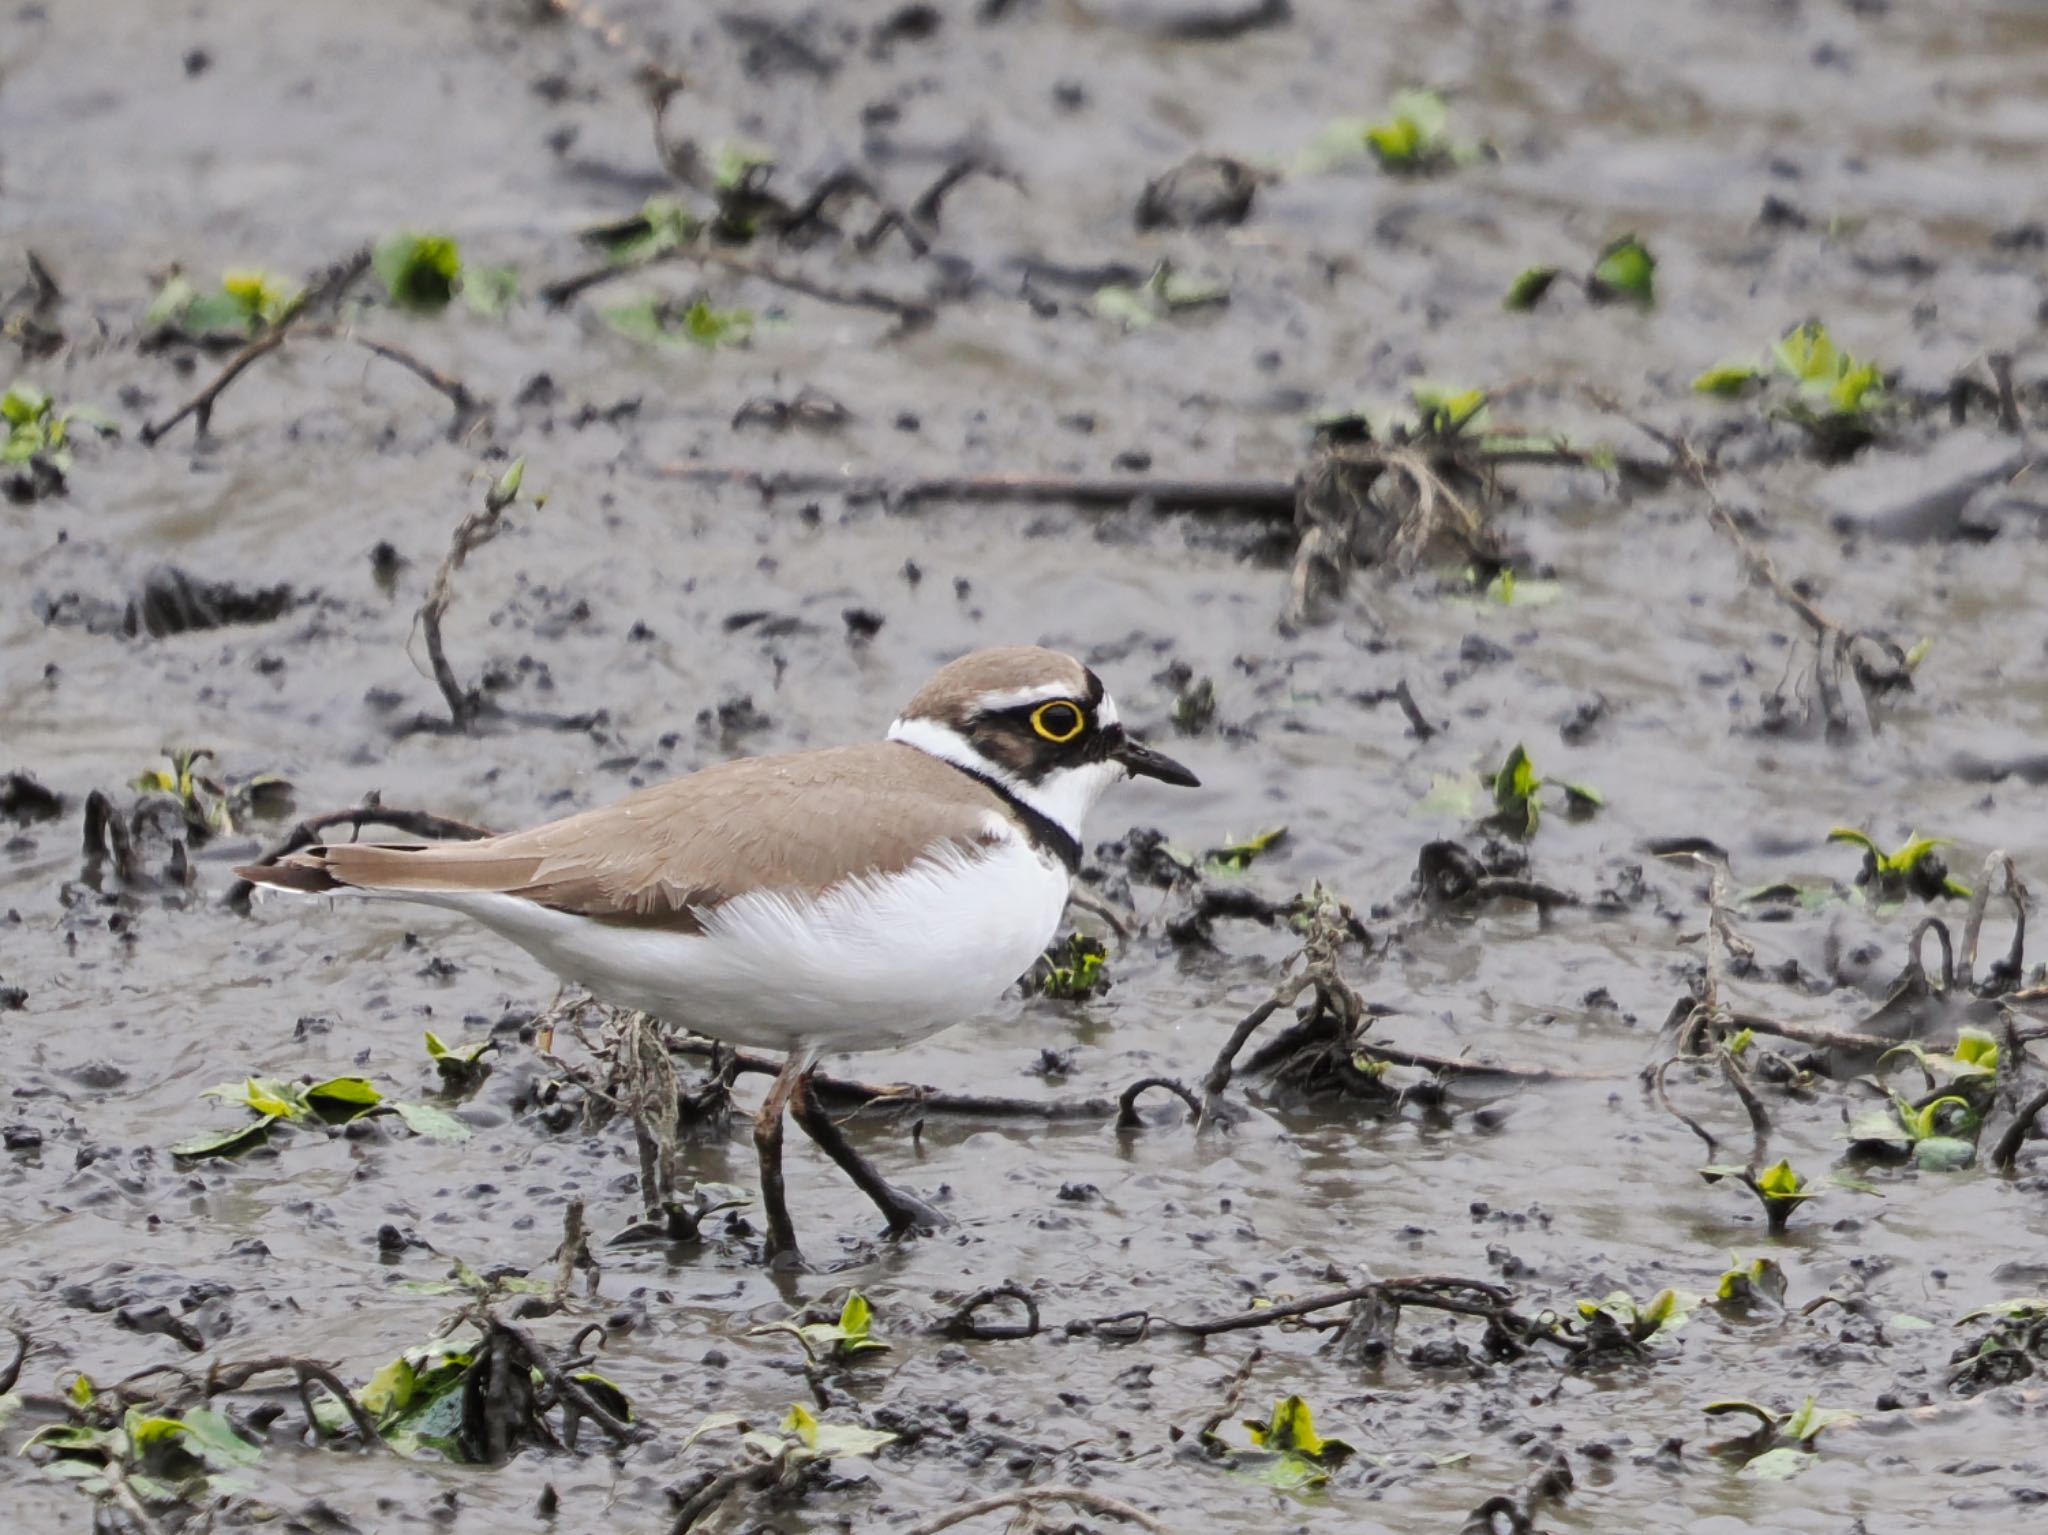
{"left": 237, "top": 645, "right": 1199, "bottom": 1261}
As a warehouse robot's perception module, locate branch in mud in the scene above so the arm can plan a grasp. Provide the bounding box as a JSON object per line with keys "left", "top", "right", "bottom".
{"left": 335, "top": 331, "right": 491, "bottom": 440}
{"left": 1418, "top": 841, "right": 1579, "bottom": 911}
{"left": 411, "top": 459, "right": 529, "bottom": 732}
{"left": 226, "top": 802, "right": 493, "bottom": 909}
{"left": 1959, "top": 851, "right": 2029, "bottom": 994}
{"left": 645, "top": 461, "right": 1300, "bottom": 518}
{"left": 1591, "top": 403, "right": 1915, "bottom": 737}
{"left": 942, "top": 1282, "right": 1041, "bottom": 1341}
{"left": 1115, "top": 1076, "right": 1201, "bottom": 1129}
{"left": 1463, "top": 1449, "right": 1574, "bottom": 1535}
{"left": 139, "top": 249, "right": 371, "bottom": 444}
{"left": 205, "top": 1356, "right": 387, "bottom": 1450}
{"left": 1, "top": 1326, "right": 25, "bottom": 1395}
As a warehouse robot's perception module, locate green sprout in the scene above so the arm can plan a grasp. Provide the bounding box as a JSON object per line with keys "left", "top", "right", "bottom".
{"left": 1487, "top": 743, "right": 1603, "bottom": 837}
{"left": 1576, "top": 1287, "right": 1697, "bottom": 1348}
{"left": 1701, "top": 1159, "right": 1820, "bottom": 1234}
{"left": 1503, "top": 266, "right": 1562, "bottom": 311}
{"left": 1215, "top": 1394, "right": 1357, "bottom": 1492}
{"left": 1846, "top": 1091, "right": 1980, "bottom": 1171}
{"left": 1031, "top": 934, "right": 1109, "bottom": 1001}
{"left": 1092, "top": 261, "right": 1230, "bottom": 330}
{"left": 1827, "top": 826, "right": 1972, "bottom": 902}
{"left": 1692, "top": 360, "right": 1764, "bottom": 396}
{"left": 1714, "top": 1254, "right": 1789, "bottom": 1310}
{"left": 1694, "top": 321, "right": 1887, "bottom": 456}
{"left": 4, "top": 382, "right": 113, "bottom": 475}
{"left": 424, "top": 1030, "right": 494, "bottom": 1089}
{"left": 683, "top": 1404, "right": 896, "bottom": 1469}
{"left": 1298, "top": 89, "right": 1460, "bottom": 175}
{"left": 1205, "top": 827, "right": 1288, "bottom": 875}
{"left": 1702, "top": 1395, "right": 1858, "bottom": 1481}
{"left": 1949, "top": 1299, "right": 2048, "bottom": 1395}
{"left": 581, "top": 196, "right": 701, "bottom": 266}
{"left": 172, "top": 1071, "right": 469, "bottom": 1159}
{"left": 1408, "top": 380, "right": 1488, "bottom": 437}
{"left": 24, "top": 1402, "right": 261, "bottom": 1513}
{"left": 601, "top": 295, "right": 755, "bottom": 349}
{"left": 133, "top": 747, "right": 293, "bottom": 839}
{"left": 750, "top": 1290, "right": 891, "bottom": 1364}
{"left": 1586, "top": 234, "right": 1657, "bottom": 305}
{"left": 373, "top": 232, "right": 463, "bottom": 311}
{"left": 145, "top": 267, "right": 301, "bottom": 338}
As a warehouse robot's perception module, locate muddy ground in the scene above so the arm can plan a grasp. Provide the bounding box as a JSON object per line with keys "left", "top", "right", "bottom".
{"left": 5, "top": 0, "right": 2048, "bottom": 1531}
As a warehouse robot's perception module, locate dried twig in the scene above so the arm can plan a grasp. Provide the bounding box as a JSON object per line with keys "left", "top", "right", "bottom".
{"left": 1991, "top": 1085, "right": 2048, "bottom": 1172}
{"left": 1115, "top": 1076, "right": 1200, "bottom": 1129}
{"left": 645, "top": 461, "right": 1299, "bottom": 516}
{"left": 412, "top": 460, "right": 528, "bottom": 730}
{"left": 943, "top": 1282, "right": 1041, "bottom": 1341}
{"left": 206, "top": 1355, "right": 386, "bottom": 1450}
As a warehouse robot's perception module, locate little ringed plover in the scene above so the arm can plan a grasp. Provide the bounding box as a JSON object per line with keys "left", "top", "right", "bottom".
{"left": 237, "top": 645, "right": 1199, "bottom": 1261}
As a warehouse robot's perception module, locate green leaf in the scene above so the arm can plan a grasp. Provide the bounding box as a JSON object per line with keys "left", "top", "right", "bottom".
{"left": 1957, "top": 1298, "right": 2048, "bottom": 1324}
{"left": 374, "top": 233, "right": 463, "bottom": 311}
{"left": 1715, "top": 1255, "right": 1787, "bottom": 1307}
{"left": 1503, "top": 266, "right": 1562, "bottom": 311}
{"left": 359, "top": 1357, "right": 416, "bottom": 1420}
{"left": 781, "top": 1403, "right": 896, "bottom": 1462}
{"left": 460, "top": 264, "right": 520, "bottom": 317}
{"left": 1742, "top": 1447, "right": 1818, "bottom": 1481}
{"left": 1365, "top": 89, "right": 1450, "bottom": 170}
{"left": 582, "top": 197, "right": 700, "bottom": 265}
{"left": 306, "top": 1076, "right": 383, "bottom": 1121}
{"left": 1755, "top": 1159, "right": 1812, "bottom": 1199}
{"left": 1155, "top": 267, "right": 1230, "bottom": 310}
{"left": 1914, "top": 1136, "right": 1976, "bottom": 1172}
{"left": 601, "top": 296, "right": 754, "bottom": 349}
{"left": 2, "top": 383, "right": 51, "bottom": 425}
{"left": 205, "top": 1076, "right": 306, "bottom": 1120}
{"left": 1588, "top": 234, "right": 1656, "bottom": 304}
{"left": 1780, "top": 1396, "right": 1857, "bottom": 1444}
{"left": 221, "top": 268, "right": 299, "bottom": 325}
{"left": 171, "top": 1116, "right": 278, "bottom": 1159}
{"left": 389, "top": 1100, "right": 471, "bottom": 1142}
{"left": 1244, "top": 1395, "right": 1354, "bottom": 1463}
{"left": 488, "top": 457, "right": 526, "bottom": 511}
{"left": 1953, "top": 1027, "right": 2000, "bottom": 1073}
{"left": 1205, "top": 827, "right": 1288, "bottom": 875}
{"left": 681, "top": 1411, "right": 750, "bottom": 1452}
{"left": 712, "top": 142, "right": 776, "bottom": 190}
{"left": 425, "top": 1030, "right": 493, "bottom": 1084}
{"left": 1410, "top": 381, "right": 1488, "bottom": 436}
{"left": 1831, "top": 359, "right": 1883, "bottom": 413}
{"left": 171, "top": 1407, "right": 262, "bottom": 1469}
{"left": 571, "top": 1372, "right": 633, "bottom": 1424}
{"left": 1490, "top": 743, "right": 1540, "bottom": 835}
{"left": 1693, "top": 361, "right": 1762, "bottom": 396}
{"left": 1091, "top": 283, "right": 1156, "bottom": 330}
{"left": 69, "top": 1373, "right": 96, "bottom": 1408}
{"left": 1773, "top": 321, "right": 1840, "bottom": 386}
{"left": 143, "top": 275, "right": 200, "bottom": 332}
{"left": 1826, "top": 825, "right": 1882, "bottom": 858}
{"left": 180, "top": 290, "right": 256, "bottom": 336}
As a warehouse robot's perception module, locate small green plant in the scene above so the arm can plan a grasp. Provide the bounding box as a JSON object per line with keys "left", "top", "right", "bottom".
{"left": 171, "top": 1071, "right": 469, "bottom": 1159}
{"left": 1031, "top": 934, "right": 1109, "bottom": 1000}
{"left": 1297, "top": 89, "right": 1467, "bottom": 175}
{"left": 374, "top": 232, "right": 462, "bottom": 310}
{"left": 1488, "top": 743, "right": 1603, "bottom": 837}
{"left": 1092, "top": 261, "right": 1230, "bottom": 329}
{"left": 1696, "top": 321, "right": 1886, "bottom": 456}
{"left": 1205, "top": 827, "right": 1288, "bottom": 875}
{"left": 1846, "top": 1091, "right": 1980, "bottom": 1171}
{"left": 601, "top": 294, "right": 755, "bottom": 349}
{"left": 581, "top": 196, "right": 701, "bottom": 266}
{"left": 1211, "top": 1394, "right": 1356, "bottom": 1492}
{"left": 144, "top": 267, "right": 300, "bottom": 338}
{"left": 1714, "top": 1253, "right": 1789, "bottom": 1309}
{"left": 750, "top": 1290, "right": 891, "bottom": 1364}
{"left": 1408, "top": 380, "right": 1488, "bottom": 437}
{"left": 1827, "top": 826, "right": 1971, "bottom": 902}
{"left": 4, "top": 382, "right": 113, "bottom": 475}
{"left": 24, "top": 1395, "right": 261, "bottom": 1513}
{"left": 1506, "top": 233, "right": 1657, "bottom": 311}
{"left": 1576, "top": 1287, "right": 1697, "bottom": 1348}
{"left": 1702, "top": 1395, "right": 1858, "bottom": 1480}
{"left": 424, "top": 1030, "right": 494, "bottom": 1089}
{"left": 683, "top": 1403, "right": 895, "bottom": 1469}
{"left": 1949, "top": 1299, "right": 2048, "bottom": 1395}
{"left": 1701, "top": 1159, "right": 1819, "bottom": 1234}
{"left": 133, "top": 747, "right": 293, "bottom": 838}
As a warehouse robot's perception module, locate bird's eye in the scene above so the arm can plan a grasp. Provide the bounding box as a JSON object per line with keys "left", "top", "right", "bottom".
{"left": 1030, "top": 700, "right": 1086, "bottom": 743}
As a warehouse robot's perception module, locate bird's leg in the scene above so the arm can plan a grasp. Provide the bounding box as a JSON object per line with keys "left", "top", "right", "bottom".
{"left": 753, "top": 1048, "right": 812, "bottom": 1265}
{"left": 790, "top": 1067, "right": 947, "bottom": 1237}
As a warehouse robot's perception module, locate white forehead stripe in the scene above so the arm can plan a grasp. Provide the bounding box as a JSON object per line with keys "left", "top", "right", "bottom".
{"left": 971, "top": 681, "right": 1086, "bottom": 711}
{"left": 887, "top": 715, "right": 1125, "bottom": 846}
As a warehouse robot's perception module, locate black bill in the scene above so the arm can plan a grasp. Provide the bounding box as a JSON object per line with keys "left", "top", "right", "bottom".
{"left": 1114, "top": 734, "right": 1200, "bottom": 788}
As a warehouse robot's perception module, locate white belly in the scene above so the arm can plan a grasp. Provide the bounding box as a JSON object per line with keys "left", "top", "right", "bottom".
{"left": 415, "top": 833, "right": 1072, "bottom": 1056}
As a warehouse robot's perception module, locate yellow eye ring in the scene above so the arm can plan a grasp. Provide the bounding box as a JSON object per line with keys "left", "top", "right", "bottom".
{"left": 1031, "top": 701, "right": 1086, "bottom": 743}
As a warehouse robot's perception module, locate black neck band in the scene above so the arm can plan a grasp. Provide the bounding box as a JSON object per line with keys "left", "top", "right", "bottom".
{"left": 945, "top": 762, "right": 1081, "bottom": 873}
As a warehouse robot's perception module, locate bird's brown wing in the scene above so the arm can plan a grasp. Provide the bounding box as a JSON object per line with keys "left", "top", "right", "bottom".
{"left": 237, "top": 742, "right": 1010, "bottom": 931}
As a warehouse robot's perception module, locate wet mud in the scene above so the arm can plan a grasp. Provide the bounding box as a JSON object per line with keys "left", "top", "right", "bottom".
{"left": 5, "top": 2, "right": 2048, "bottom": 1531}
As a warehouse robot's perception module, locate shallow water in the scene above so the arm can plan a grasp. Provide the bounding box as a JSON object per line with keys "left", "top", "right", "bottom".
{"left": 5, "top": 0, "right": 2048, "bottom": 1530}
